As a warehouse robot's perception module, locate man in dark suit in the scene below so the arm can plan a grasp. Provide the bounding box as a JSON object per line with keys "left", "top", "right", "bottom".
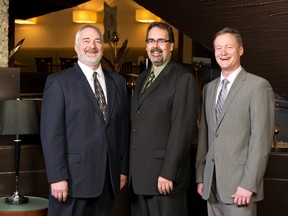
{"left": 196, "top": 27, "right": 275, "bottom": 215}
{"left": 129, "top": 22, "right": 199, "bottom": 216}
{"left": 41, "top": 25, "right": 129, "bottom": 216}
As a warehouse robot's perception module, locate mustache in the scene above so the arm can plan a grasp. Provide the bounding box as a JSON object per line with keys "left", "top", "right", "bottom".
{"left": 86, "top": 47, "right": 99, "bottom": 53}
{"left": 151, "top": 47, "right": 162, "bottom": 53}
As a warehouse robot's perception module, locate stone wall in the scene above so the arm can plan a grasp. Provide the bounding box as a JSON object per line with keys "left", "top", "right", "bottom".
{"left": 0, "top": 0, "right": 9, "bottom": 67}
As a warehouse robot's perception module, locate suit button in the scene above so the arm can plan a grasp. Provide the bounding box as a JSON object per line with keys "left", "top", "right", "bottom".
{"left": 215, "top": 134, "right": 219, "bottom": 137}
{"left": 137, "top": 110, "right": 141, "bottom": 114}
{"left": 133, "top": 129, "right": 137, "bottom": 133}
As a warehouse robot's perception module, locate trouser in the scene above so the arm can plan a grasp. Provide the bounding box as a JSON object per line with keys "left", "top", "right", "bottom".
{"left": 48, "top": 169, "right": 114, "bottom": 216}
{"left": 207, "top": 171, "right": 257, "bottom": 216}
{"left": 130, "top": 189, "right": 187, "bottom": 216}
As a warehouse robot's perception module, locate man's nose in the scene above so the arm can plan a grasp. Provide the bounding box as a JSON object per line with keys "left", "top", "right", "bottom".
{"left": 221, "top": 48, "right": 228, "bottom": 55}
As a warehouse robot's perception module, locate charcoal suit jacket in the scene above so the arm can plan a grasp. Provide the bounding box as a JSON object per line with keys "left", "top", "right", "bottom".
{"left": 130, "top": 59, "right": 199, "bottom": 195}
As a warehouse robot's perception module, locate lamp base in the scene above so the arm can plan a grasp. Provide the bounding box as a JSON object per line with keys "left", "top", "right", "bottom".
{"left": 5, "top": 192, "right": 29, "bottom": 205}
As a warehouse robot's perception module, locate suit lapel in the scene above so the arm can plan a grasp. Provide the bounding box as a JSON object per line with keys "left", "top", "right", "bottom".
{"left": 138, "top": 61, "right": 174, "bottom": 108}
{"left": 104, "top": 71, "right": 116, "bottom": 124}
{"left": 135, "top": 70, "right": 148, "bottom": 108}
{"left": 139, "top": 70, "right": 166, "bottom": 102}
{"left": 211, "top": 78, "right": 220, "bottom": 125}
{"left": 74, "top": 65, "right": 109, "bottom": 122}
{"left": 73, "top": 66, "right": 99, "bottom": 111}
{"left": 217, "top": 69, "right": 247, "bottom": 125}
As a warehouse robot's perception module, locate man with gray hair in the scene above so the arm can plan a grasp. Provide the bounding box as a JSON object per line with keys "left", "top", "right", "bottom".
{"left": 41, "top": 25, "right": 129, "bottom": 216}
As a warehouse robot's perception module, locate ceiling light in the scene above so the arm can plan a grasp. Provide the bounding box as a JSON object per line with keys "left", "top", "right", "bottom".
{"left": 135, "top": 9, "right": 161, "bottom": 23}
{"left": 73, "top": 10, "right": 97, "bottom": 23}
{"left": 15, "top": 18, "right": 37, "bottom": 25}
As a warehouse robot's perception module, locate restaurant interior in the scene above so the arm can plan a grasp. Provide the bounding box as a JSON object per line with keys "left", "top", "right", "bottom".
{"left": 0, "top": 0, "right": 288, "bottom": 215}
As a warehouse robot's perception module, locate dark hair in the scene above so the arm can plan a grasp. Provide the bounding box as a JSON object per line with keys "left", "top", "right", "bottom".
{"left": 145, "top": 22, "right": 174, "bottom": 43}
{"left": 213, "top": 27, "right": 243, "bottom": 47}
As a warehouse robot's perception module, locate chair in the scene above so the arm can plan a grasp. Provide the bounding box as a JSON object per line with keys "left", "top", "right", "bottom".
{"left": 139, "top": 62, "right": 146, "bottom": 73}
{"left": 59, "top": 57, "right": 77, "bottom": 70}
{"left": 35, "top": 57, "right": 53, "bottom": 73}
{"left": 120, "top": 61, "right": 133, "bottom": 75}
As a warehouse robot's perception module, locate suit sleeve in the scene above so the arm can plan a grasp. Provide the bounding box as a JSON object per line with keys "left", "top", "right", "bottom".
{"left": 41, "top": 75, "right": 69, "bottom": 184}
{"left": 119, "top": 76, "right": 130, "bottom": 176}
{"left": 195, "top": 85, "right": 208, "bottom": 183}
{"left": 160, "top": 72, "right": 199, "bottom": 180}
{"left": 240, "top": 80, "right": 275, "bottom": 192}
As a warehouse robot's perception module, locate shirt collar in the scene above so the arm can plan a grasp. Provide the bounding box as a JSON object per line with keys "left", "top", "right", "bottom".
{"left": 152, "top": 57, "right": 171, "bottom": 77}
{"left": 220, "top": 65, "right": 242, "bottom": 85}
{"left": 78, "top": 61, "right": 104, "bottom": 79}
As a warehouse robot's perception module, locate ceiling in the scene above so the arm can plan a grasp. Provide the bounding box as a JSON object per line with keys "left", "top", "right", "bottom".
{"left": 133, "top": 0, "right": 288, "bottom": 98}
{"left": 9, "top": 0, "right": 288, "bottom": 98}
{"left": 10, "top": 0, "right": 87, "bottom": 20}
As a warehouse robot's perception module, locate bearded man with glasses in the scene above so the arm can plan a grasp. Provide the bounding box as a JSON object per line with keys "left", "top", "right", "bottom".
{"left": 129, "top": 22, "right": 199, "bottom": 216}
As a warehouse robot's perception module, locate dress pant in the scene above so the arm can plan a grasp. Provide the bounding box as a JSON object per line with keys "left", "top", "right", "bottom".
{"left": 207, "top": 170, "right": 257, "bottom": 216}
{"left": 130, "top": 188, "right": 187, "bottom": 216}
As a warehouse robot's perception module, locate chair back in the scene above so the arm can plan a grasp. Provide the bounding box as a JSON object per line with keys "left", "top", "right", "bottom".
{"left": 120, "top": 61, "right": 132, "bottom": 75}
{"left": 35, "top": 57, "right": 53, "bottom": 73}
{"left": 60, "top": 57, "right": 77, "bottom": 70}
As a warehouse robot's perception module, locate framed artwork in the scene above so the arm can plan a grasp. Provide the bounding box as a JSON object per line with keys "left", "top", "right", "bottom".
{"left": 0, "top": 67, "right": 20, "bottom": 100}
{"left": 104, "top": 2, "right": 117, "bottom": 43}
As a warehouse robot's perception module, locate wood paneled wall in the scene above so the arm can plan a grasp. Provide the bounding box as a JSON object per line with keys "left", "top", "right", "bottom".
{"left": 0, "top": 144, "right": 49, "bottom": 198}
{"left": 133, "top": 0, "right": 288, "bottom": 99}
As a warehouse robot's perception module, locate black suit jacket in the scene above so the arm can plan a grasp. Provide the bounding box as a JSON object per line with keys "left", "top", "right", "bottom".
{"left": 129, "top": 60, "right": 199, "bottom": 195}
{"left": 41, "top": 64, "right": 129, "bottom": 198}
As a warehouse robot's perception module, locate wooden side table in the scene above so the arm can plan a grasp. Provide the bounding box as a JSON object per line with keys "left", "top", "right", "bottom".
{"left": 0, "top": 196, "right": 48, "bottom": 216}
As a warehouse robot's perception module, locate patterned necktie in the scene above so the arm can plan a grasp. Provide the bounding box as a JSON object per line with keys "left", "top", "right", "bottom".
{"left": 215, "top": 79, "right": 229, "bottom": 123}
{"left": 93, "top": 72, "right": 107, "bottom": 121}
{"left": 142, "top": 71, "right": 155, "bottom": 93}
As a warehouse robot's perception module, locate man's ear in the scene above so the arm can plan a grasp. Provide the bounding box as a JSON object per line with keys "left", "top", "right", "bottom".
{"left": 239, "top": 46, "right": 244, "bottom": 56}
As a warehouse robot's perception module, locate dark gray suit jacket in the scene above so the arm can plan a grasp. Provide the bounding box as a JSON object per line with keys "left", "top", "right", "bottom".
{"left": 41, "top": 63, "right": 129, "bottom": 198}
{"left": 196, "top": 68, "right": 275, "bottom": 203}
{"left": 130, "top": 60, "right": 199, "bottom": 195}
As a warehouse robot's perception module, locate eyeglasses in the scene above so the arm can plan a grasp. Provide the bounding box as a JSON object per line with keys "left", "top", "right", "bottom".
{"left": 146, "top": 38, "right": 170, "bottom": 45}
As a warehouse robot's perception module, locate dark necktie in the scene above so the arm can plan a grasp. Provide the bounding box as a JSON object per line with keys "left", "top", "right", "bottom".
{"left": 93, "top": 72, "right": 107, "bottom": 121}
{"left": 142, "top": 71, "right": 155, "bottom": 93}
{"left": 215, "top": 79, "right": 229, "bottom": 123}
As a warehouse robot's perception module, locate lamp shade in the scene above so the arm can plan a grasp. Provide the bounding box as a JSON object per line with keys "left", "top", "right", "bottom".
{"left": 73, "top": 10, "right": 97, "bottom": 23}
{"left": 135, "top": 9, "right": 161, "bottom": 23}
{"left": 0, "top": 100, "right": 39, "bottom": 135}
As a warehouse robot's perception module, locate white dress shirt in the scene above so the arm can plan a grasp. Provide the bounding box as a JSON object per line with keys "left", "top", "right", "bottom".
{"left": 78, "top": 61, "right": 108, "bottom": 103}
{"left": 215, "top": 66, "right": 242, "bottom": 105}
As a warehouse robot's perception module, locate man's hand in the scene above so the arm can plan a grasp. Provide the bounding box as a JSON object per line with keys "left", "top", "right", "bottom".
{"left": 231, "top": 186, "right": 253, "bottom": 206}
{"left": 51, "top": 180, "right": 68, "bottom": 202}
{"left": 158, "top": 176, "right": 173, "bottom": 195}
{"left": 197, "top": 183, "right": 203, "bottom": 196}
{"left": 120, "top": 174, "right": 127, "bottom": 190}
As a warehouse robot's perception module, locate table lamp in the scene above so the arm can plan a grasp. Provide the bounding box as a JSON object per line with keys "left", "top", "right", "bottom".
{"left": 0, "top": 99, "right": 40, "bottom": 204}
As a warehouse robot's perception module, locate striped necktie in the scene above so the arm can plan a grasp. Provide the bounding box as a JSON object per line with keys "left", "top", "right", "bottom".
{"left": 93, "top": 72, "right": 107, "bottom": 121}
{"left": 215, "top": 79, "right": 229, "bottom": 123}
{"left": 142, "top": 71, "right": 155, "bottom": 93}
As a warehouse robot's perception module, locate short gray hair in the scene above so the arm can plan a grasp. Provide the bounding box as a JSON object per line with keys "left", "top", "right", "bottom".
{"left": 75, "top": 25, "right": 104, "bottom": 45}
